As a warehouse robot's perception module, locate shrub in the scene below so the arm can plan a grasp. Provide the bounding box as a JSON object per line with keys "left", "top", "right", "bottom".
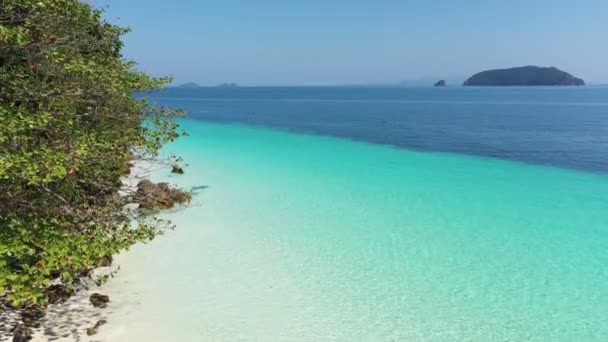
{"left": 0, "top": 0, "right": 184, "bottom": 307}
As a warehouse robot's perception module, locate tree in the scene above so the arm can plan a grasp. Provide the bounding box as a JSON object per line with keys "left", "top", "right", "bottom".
{"left": 0, "top": 0, "right": 184, "bottom": 307}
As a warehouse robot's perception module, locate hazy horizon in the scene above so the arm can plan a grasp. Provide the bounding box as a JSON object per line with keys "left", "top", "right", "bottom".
{"left": 171, "top": 75, "right": 608, "bottom": 88}
{"left": 98, "top": 0, "right": 608, "bottom": 86}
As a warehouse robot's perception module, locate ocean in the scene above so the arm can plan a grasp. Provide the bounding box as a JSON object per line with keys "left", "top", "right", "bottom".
{"left": 98, "top": 86, "right": 608, "bottom": 341}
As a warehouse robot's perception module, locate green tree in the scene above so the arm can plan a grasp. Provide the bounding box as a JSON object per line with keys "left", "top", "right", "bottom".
{"left": 0, "top": 0, "right": 184, "bottom": 307}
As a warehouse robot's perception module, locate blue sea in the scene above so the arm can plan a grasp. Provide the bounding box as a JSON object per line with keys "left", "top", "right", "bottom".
{"left": 99, "top": 86, "right": 608, "bottom": 341}
{"left": 154, "top": 86, "right": 608, "bottom": 173}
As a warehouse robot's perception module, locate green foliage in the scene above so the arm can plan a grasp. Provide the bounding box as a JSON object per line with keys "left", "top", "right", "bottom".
{"left": 0, "top": 0, "right": 184, "bottom": 307}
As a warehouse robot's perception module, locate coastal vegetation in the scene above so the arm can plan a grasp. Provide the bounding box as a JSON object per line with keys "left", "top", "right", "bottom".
{"left": 463, "top": 66, "right": 585, "bottom": 86}
{"left": 0, "top": 0, "right": 187, "bottom": 316}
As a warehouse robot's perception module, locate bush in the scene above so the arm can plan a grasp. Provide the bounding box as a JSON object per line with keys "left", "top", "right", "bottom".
{"left": 0, "top": 0, "right": 184, "bottom": 307}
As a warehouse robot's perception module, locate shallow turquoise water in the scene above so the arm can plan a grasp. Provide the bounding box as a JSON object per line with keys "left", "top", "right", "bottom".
{"left": 101, "top": 119, "right": 608, "bottom": 341}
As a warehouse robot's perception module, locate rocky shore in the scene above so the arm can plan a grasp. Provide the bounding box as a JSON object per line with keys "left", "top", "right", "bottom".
{"left": 1, "top": 160, "right": 191, "bottom": 342}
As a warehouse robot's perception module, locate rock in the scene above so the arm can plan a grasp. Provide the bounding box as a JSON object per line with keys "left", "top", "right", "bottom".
{"left": 20, "top": 308, "right": 44, "bottom": 328}
{"left": 97, "top": 255, "right": 113, "bottom": 267}
{"left": 171, "top": 165, "right": 184, "bottom": 174}
{"left": 86, "top": 319, "right": 108, "bottom": 336}
{"left": 90, "top": 293, "right": 110, "bottom": 308}
{"left": 78, "top": 266, "right": 93, "bottom": 277}
{"left": 45, "top": 284, "right": 73, "bottom": 304}
{"left": 434, "top": 80, "right": 446, "bottom": 87}
{"left": 134, "top": 180, "right": 191, "bottom": 210}
{"left": 135, "top": 180, "right": 174, "bottom": 209}
{"left": 463, "top": 66, "right": 585, "bottom": 86}
{"left": 12, "top": 325, "right": 32, "bottom": 342}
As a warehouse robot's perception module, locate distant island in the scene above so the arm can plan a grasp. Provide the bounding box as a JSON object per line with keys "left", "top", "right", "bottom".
{"left": 434, "top": 80, "right": 446, "bottom": 87}
{"left": 463, "top": 66, "right": 585, "bottom": 86}
{"left": 177, "top": 82, "right": 201, "bottom": 88}
{"left": 176, "top": 82, "right": 240, "bottom": 88}
{"left": 216, "top": 82, "right": 240, "bottom": 88}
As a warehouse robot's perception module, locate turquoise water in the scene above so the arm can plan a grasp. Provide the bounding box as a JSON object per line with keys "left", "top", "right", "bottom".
{"left": 99, "top": 119, "right": 608, "bottom": 341}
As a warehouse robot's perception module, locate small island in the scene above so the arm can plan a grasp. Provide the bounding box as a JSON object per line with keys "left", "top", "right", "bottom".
{"left": 434, "top": 80, "right": 446, "bottom": 87}
{"left": 177, "top": 82, "right": 201, "bottom": 88}
{"left": 463, "top": 66, "right": 585, "bottom": 86}
{"left": 216, "top": 82, "right": 240, "bottom": 88}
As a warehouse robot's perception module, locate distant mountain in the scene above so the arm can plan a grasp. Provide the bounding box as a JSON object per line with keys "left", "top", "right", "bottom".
{"left": 463, "top": 66, "right": 585, "bottom": 86}
{"left": 216, "top": 82, "right": 240, "bottom": 88}
{"left": 177, "top": 82, "right": 201, "bottom": 88}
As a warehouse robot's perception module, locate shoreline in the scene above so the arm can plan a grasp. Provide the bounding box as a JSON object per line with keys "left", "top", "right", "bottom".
{"left": 1, "top": 160, "right": 179, "bottom": 342}
{"left": 4, "top": 120, "right": 608, "bottom": 340}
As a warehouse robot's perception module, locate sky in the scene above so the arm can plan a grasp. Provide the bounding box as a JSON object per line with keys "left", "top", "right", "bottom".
{"left": 96, "top": 0, "right": 608, "bottom": 86}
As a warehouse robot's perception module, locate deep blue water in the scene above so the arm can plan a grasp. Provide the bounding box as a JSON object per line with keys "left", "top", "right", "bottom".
{"left": 150, "top": 86, "right": 608, "bottom": 173}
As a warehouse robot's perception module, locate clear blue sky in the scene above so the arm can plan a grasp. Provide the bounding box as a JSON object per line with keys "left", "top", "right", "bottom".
{"left": 96, "top": 0, "right": 608, "bottom": 86}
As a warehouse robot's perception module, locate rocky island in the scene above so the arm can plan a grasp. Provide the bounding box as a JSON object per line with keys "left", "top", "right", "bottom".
{"left": 177, "top": 82, "right": 201, "bottom": 88}
{"left": 463, "top": 66, "right": 585, "bottom": 86}
{"left": 434, "top": 80, "right": 446, "bottom": 87}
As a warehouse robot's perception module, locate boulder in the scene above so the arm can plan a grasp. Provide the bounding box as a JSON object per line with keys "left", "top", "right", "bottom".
{"left": 45, "top": 284, "right": 73, "bottom": 304}
{"left": 90, "top": 293, "right": 110, "bottom": 308}
{"left": 171, "top": 165, "right": 184, "bottom": 174}
{"left": 86, "top": 319, "right": 107, "bottom": 336}
{"left": 20, "top": 308, "right": 44, "bottom": 328}
{"left": 134, "top": 180, "right": 191, "bottom": 210}
{"left": 12, "top": 325, "right": 32, "bottom": 342}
